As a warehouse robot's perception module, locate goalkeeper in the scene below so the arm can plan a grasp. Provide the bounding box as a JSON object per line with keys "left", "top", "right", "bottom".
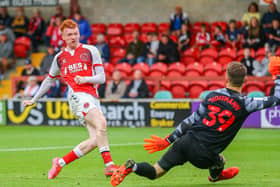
{"left": 111, "top": 60, "right": 280, "bottom": 186}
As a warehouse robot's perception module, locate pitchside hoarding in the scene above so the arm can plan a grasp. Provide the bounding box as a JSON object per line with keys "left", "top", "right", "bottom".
{"left": 261, "top": 106, "right": 280, "bottom": 128}
{"left": 0, "top": 100, "right": 6, "bottom": 125}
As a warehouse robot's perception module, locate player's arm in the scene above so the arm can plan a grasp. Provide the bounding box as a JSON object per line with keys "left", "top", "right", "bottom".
{"left": 245, "top": 76, "right": 280, "bottom": 114}
{"left": 23, "top": 55, "right": 60, "bottom": 107}
{"left": 74, "top": 46, "right": 105, "bottom": 85}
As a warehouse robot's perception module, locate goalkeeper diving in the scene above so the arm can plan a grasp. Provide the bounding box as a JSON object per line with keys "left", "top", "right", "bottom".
{"left": 111, "top": 60, "right": 280, "bottom": 186}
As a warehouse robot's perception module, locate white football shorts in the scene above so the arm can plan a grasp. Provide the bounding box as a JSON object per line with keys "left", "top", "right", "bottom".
{"left": 68, "top": 92, "right": 102, "bottom": 125}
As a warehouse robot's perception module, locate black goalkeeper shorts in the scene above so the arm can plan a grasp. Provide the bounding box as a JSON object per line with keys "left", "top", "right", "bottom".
{"left": 158, "top": 132, "right": 221, "bottom": 171}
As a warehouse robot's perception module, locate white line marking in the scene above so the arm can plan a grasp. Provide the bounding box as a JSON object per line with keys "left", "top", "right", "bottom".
{"left": 0, "top": 142, "right": 143, "bottom": 152}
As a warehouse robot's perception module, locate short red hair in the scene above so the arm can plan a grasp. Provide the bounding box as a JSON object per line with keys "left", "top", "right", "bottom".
{"left": 59, "top": 19, "right": 78, "bottom": 32}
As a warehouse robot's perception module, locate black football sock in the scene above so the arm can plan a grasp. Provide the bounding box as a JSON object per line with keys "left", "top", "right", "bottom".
{"left": 134, "top": 162, "right": 157, "bottom": 180}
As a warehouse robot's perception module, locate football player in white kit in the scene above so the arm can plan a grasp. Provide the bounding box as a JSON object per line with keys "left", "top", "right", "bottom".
{"left": 23, "top": 19, "right": 118, "bottom": 179}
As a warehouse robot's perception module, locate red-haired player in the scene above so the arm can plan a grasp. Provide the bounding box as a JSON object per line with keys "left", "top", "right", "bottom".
{"left": 23, "top": 19, "right": 118, "bottom": 179}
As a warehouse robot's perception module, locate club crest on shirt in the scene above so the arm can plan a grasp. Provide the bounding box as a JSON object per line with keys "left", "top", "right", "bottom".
{"left": 62, "top": 59, "right": 66, "bottom": 64}
{"left": 80, "top": 52, "right": 89, "bottom": 61}
{"left": 84, "top": 102, "right": 89, "bottom": 109}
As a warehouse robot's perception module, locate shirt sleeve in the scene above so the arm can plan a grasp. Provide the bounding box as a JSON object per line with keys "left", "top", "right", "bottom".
{"left": 88, "top": 45, "right": 103, "bottom": 69}
{"left": 245, "top": 76, "right": 280, "bottom": 113}
{"left": 48, "top": 53, "right": 61, "bottom": 78}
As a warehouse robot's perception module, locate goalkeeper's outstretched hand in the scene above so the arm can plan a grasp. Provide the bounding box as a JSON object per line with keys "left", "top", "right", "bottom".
{"left": 269, "top": 56, "right": 280, "bottom": 79}
{"left": 143, "top": 135, "right": 170, "bottom": 154}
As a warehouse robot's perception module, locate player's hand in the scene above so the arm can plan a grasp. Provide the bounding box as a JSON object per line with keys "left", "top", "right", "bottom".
{"left": 269, "top": 56, "right": 280, "bottom": 79}
{"left": 23, "top": 100, "right": 35, "bottom": 107}
{"left": 74, "top": 76, "right": 87, "bottom": 84}
{"left": 143, "top": 135, "right": 170, "bottom": 154}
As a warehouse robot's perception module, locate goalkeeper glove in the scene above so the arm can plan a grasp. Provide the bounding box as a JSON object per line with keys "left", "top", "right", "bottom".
{"left": 143, "top": 135, "right": 170, "bottom": 154}
{"left": 269, "top": 56, "right": 280, "bottom": 79}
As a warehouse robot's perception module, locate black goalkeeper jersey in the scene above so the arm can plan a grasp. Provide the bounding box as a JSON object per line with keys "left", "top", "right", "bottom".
{"left": 169, "top": 77, "right": 280, "bottom": 155}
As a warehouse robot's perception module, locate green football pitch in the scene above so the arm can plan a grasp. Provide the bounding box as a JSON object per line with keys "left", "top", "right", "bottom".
{"left": 0, "top": 126, "right": 279, "bottom": 187}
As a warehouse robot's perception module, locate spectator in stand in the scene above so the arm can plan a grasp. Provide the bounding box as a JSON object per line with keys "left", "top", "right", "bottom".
{"left": 253, "top": 49, "right": 272, "bottom": 77}
{"left": 11, "top": 6, "right": 29, "bottom": 37}
{"left": 95, "top": 34, "right": 110, "bottom": 62}
{"left": 226, "top": 19, "right": 241, "bottom": 50}
{"left": 72, "top": 11, "right": 91, "bottom": 44}
{"left": 46, "top": 16, "right": 64, "bottom": 52}
{"left": 268, "top": 18, "right": 280, "bottom": 49}
{"left": 241, "top": 47, "right": 256, "bottom": 75}
{"left": 69, "top": 4, "right": 82, "bottom": 19}
{"left": 243, "top": 17, "right": 264, "bottom": 50}
{"left": 0, "top": 33, "right": 14, "bottom": 74}
{"left": 0, "top": 19, "right": 15, "bottom": 43}
{"left": 28, "top": 9, "right": 45, "bottom": 52}
{"left": 142, "top": 33, "right": 159, "bottom": 66}
{"left": 98, "top": 83, "right": 106, "bottom": 98}
{"left": 194, "top": 24, "right": 210, "bottom": 51}
{"left": 124, "top": 70, "right": 149, "bottom": 98}
{"left": 22, "top": 76, "right": 40, "bottom": 99}
{"left": 241, "top": 2, "right": 261, "bottom": 26}
{"left": 0, "top": 7, "right": 12, "bottom": 27}
{"left": 46, "top": 79, "right": 61, "bottom": 98}
{"left": 123, "top": 30, "right": 145, "bottom": 64}
{"left": 49, "top": 5, "right": 65, "bottom": 25}
{"left": 261, "top": 2, "right": 280, "bottom": 34}
{"left": 40, "top": 46, "right": 55, "bottom": 75}
{"left": 210, "top": 25, "right": 226, "bottom": 49}
{"left": 157, "top": 34, "right": 180, "bottom": 64}
{"left": 105, "top": 70, "right": 127, "bottom": 99}
{"left": 17, "top": 59, "right": 40, "bottom": 92}
{"left": 170, "top": 5, "right": 189, "bottom": 36}
{"left": 178, "top": 23, "right": 190, "bottom": 52}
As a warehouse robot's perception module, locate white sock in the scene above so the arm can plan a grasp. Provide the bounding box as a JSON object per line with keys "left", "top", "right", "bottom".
{"left": 73, "top": 146, "right": 84, "bottom": 158}
{"left": 58, "top": 158, "right": 66, "bottom": 167}
{"left": 132, "top": 164, "right": 137, "bottom": 172}
{"left": 105, "top": 161, "right": 114, "bottom": 167}
{"left": 99, "top": 146, "right": 110, "bottom": 153}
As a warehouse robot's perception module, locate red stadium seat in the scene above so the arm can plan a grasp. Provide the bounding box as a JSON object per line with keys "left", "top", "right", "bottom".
{"left": 166, "top": 62, "right": 186, "bottom": 77}
{"left": 103, "top": 63, "right": 114, "bottom": 77}
{"left": 181, "top": 48, "right": 199, "bottom": 65}
{"left": 124, "top": 23, "right": 140, "bottom": 33}
{"left": 111, "top": 48, "right": 126, "bottom": 57}
{"left": 141, "top": 22, "right": 157, "bottom": 33}
{"left": 210, "top": 21, "right": 227, "bottom": 33}
{"left": 91, "top": 23, "right": 106, "bottom": 34}
{"left": 124, "top": 33, "right": 134, "bottom": 44}
{"left": 189, "top": 81, "right": 208, "bottom": 98}
{"left": 114, "top": 63, "right": 133, "bottom": 76}
{"left": 139, "top": 33, "right": 148, "bottom": 43}
{"left": 200, "top": 48, "right": 218, "bottom": 64}
{"left": 185, "top": 63, "right": 204, "bottom": 76}
{"left": 160, "top": 80, "right": 171, "bottom": 90}
{"left": 275, "top": 48, "right": 280, "bottom": 56}
{"left": 204, "top": 62, "right": 223, "bottom": 76}
{"left": 192, "top": 22, "right": 210, "bottom": 33}
{"left": 146, "top": 80, "right": 156, "bottom": 96}
{"left": 109, "top": 36, "right": 126, "bottom": 48}
{"left": 170, "top": 81, "right": 189, "bottom": 98}
{"left": 265, "top": 80, "right": 275, "bottom": 96}
{"left": 149, "top": 62, "right": 168, "bottom": 77}
{"left": 14, "top": 36, "right": 31, "bottom": 50}
{"left": 158, "top": 22, "right": 170, "bottom": 33}
{"left": 14, "top": 44, "right": 28, "bottom": 58}
{"left": 256, "top": 47, "right": 266, "bottom": 58}
{"left": 237, "top": 48, "right": 255, "bottom": 61}
{"left": 218, "top": 48, "right": 236, "bottom": 64}
{"left": 208, "top": 80, "right": 225, "bottom": 90}
{"left": 133, "top": 63, "right": 150, "bottom": 76}
{"left": 87, "top": 34, "right": 108, "bottom": 45}
{"left": 243, "top": 81, "right": 265, "bottom": 93}
{"left": 107, "top": 23, "right": 123, "bottom": 36}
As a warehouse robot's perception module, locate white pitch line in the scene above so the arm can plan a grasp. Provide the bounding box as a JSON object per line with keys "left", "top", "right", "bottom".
{"left": 0, "top": 142, "right": 143, "bottom": 152}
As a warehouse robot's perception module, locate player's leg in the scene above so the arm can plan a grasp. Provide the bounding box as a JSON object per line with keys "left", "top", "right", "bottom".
{"left": 48, "top": 124, "right": 97, "bottom": 179}
{"left": 208, "top": 154, "right": 239, "bottom": 182}
{"left": 85, "top": 107, "right": 118, "bottom": 175}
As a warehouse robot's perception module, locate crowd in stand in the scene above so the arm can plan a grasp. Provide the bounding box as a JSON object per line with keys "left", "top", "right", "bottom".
{"left": 0, "top": 2, "right": 278, "bottom": 98}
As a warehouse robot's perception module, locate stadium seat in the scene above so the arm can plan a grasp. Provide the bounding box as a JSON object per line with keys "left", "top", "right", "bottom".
{"left": 111, "top": 48, "right": 126, "bottom": 57}
{"left": 149, "top": 62, "right": 168, "bottom": 77}
{"left": 275, "top": 47, "right": 280, "bottom": 56}
{"left": 114, "top": 62, "right": 132, "bottom": 76}
{"left": 265, "top": 80, "right": 275, "bottom": 96}
{"left": 124, "top": 23, "right": 140, "bottom": 33}
{"left": 204, "top": 62, "right": 223, "bottom": 76}
{"left": 139, "top": 33, "right": 148, "bottom": 42}
{"left": 189, "top": 81, "right": 208, "bottom": 98}
{"left": 103, "top": 63, "right": 114, "bottom": 77}
{"left": 210, "top": 21, "right": 227, "bottom": 33}
{"left": 170, "top": 81, "right": 189, "bottom": 98}
{"left": 14, "top": 36, "right": 31, "bottom": 50}
{"left": 14, "top": 37, "right": 31, "bottom": 58}
{"left": 192, "top": 22, "right": 210, "bottom": 33}
{"left": 158, "top": 22, "right": 170, "bottom": 33}
{"left": 109, "top": 36, "right": 126, "bottom": 48}
{"left": 247, "top": 91, "right": 265, "bottom": 98}
{"left": 160, "top": 80, "right": 171, "bottom": 90}
{"left": 181, "top": 48, "right": 199, "bottom": 65}
{"left": 208, "top": 80, "right": 225, "bottom": 90}
{"left": 87, "top": 34, "right": 108, "bottom": 45}
{"left": 185, "top": 63, "right": 204, "bottom": 76}
{"left": 141, "top": 22, "right": 157, "bottom": 33}
{"left": 124, "top": 33, "right": 133, "bottom": 44}
{"left": 218, "top": 48, "right": 237, "bottom": 64}
{"left": 255, "top": 47, "right": 266, "bottom": 58}
{"left": 146, "top": 80, "right": 156, "bottom": 97}
{"left": 154, "top": 90, "right": 173, "bottom": 99}
{"left": 91, "top": 23, "right": 106, "bottom": 34}
{"left": 237, "top": 48, "right": 255, "bottom": 61}
{"left": 133, "top": 62, "right": 150, "bottom": 76}
{"left": 107, "top": 23, "right": 123, "bottom": 36}
{"left": 243, "top": 81, "right": 265, "bottom": 93}
{"left": 199, "top": 90, "right": 212, "bottom": 99}
{"left": 166, "top": 62, "right": 186, "bottom": 77}
{"left": 199, "top": 48, "right": 218, "bottom": 65}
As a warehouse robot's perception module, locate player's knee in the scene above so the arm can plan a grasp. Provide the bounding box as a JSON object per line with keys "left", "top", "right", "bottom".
{"left": 95, "top": 120, "right": 107, "bottom": 133}
{"left": 88, "top": 138, "right": 97, "bottom": 150}
{"left": 153, "top": 163, "right": 166, "bottom": 179}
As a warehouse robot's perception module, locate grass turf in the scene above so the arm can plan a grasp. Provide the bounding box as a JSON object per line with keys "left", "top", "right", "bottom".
{"left": 0, "top": 126, "right": 279, "bottom": 187}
